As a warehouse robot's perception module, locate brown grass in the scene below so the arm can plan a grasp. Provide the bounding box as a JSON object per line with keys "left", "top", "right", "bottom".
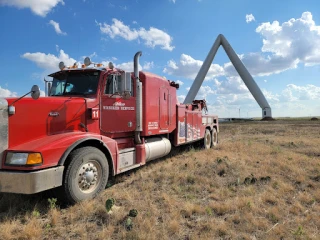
{"left": 0, "top": 119, "right": 320, "bottom": 239}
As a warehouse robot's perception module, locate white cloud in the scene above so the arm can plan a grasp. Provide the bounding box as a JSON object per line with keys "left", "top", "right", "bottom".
{"left": 143, "top": 61, "right": 154, "bottom": 70}
{"left": 213, "top": 83, "right": 319, "bottom": 111}
{"left": 22, "top": 49, "right": 76, "bottom": 72}
{"left": 22, "top": 48, "right": 151, "bottom": 73}
{"left": 214, "top": 76, "right": 248, "bottom": 94}
{"left": 120, "top": 5, "right": 127, "bottom": 10}
{"left": 49, "top": 20, "right": 67, "bottom": 35}
{"left": 0, "top": 86, "right": 17, "bottom": 97}
{"left": 115, "top": 62, "right": 142, "bottom": 72}
{"left": 281, "top": 84, "right": 320, "bottom": 101}
{"left": 219, "top": 93, "right": 255, "bottom": 106}
{"left": 0, "top": 0, "right": 65, "bottom": 17}
{"left": 226, "top": 12, "right": 320, "bottom": 77}
{"left": 97, "top": 18, "right": 174, "bottom": 51}
{"left": 262, "top": 89, "right": 280, "bottom": 103}
{"left": 83, "top": 52, "right": 97, "bottom": 59}
{"left": 163, "top": 54, "right": 224, "bottom": 79}
{"left": 186, "top": 86, "right": 215, "bottom": 100}
{"left": 170, "top": 0, "right": 176, "bottom": 3}
{"left": 176, "top": 80, "right": 184, "bottom": 86}
{"left": 246, "top": 14, "right": 255, "bottom": 23}
{"left": 255, "top": 12, "right": 320, "bottom": 67}
{"left": 177, "top": 95, "right": 185, "bottom": 103}
{"left": 116, "top": 61, "right": 152, "bottom": 72}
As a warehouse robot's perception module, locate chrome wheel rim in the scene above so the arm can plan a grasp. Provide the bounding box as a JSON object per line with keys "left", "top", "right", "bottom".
{"left": 77, "top": 160, "right": 102, "bottom": 193}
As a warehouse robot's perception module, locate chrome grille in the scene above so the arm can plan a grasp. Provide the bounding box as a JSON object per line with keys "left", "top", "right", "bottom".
{"left": 0, "top": 98, "right": 8, "bottom": 169}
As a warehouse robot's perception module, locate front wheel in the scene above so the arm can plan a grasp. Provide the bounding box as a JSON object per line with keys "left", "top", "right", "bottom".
{"left": 63, "top": 146, "right": 109, "bottom": 204}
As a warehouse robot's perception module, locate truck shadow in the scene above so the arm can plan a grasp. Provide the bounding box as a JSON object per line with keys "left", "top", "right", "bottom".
{"left": 0, "top": 189, "right": 68, "bottom": 222}
{"left": 0, "top": 192, "right": 43, "bottom": 221}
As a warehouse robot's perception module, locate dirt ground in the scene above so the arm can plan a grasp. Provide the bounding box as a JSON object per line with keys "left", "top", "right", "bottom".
{"left": 0, "top": 119, "right": 319, "bottom": 239}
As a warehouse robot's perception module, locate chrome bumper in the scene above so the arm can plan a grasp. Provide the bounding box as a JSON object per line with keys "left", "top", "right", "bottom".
{"left": 0, "top": 166, "right": 64, "bottom": 194}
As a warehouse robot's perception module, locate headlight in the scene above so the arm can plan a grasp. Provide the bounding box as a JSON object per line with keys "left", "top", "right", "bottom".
{"left": 6, "top": 152, "right": 43, "bottom": 166}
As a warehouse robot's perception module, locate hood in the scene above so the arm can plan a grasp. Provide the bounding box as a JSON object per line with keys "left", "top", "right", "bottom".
{"left": 6, "top": 97, "right": 87, "bottom": 148}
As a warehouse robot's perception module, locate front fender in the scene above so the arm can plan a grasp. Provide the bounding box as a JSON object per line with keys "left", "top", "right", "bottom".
{"left": 4, "top": 132, "right": 118, "bottom": 171}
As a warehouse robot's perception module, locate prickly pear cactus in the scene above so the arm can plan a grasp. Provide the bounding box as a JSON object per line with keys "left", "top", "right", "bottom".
{"left": 105, "top": 198, "right": 115, "bottom": 212}
{"left": 128, "top": 209, "right": 138, "bottom": 218}
{"left": 125, "top": 217, "right": 133, "bottom": 231}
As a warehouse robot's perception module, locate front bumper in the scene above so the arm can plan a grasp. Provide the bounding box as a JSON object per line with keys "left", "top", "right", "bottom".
{"left": 0, "top": 166, "right": 64, "bottom": 194}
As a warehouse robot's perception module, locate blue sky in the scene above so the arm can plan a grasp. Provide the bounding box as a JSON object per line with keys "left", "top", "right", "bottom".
{"left": 0, "top": 0, "right": 319, "bottom": 117}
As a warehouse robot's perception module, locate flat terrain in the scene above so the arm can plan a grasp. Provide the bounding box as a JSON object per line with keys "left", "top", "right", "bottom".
{"left": 0, "top": 120, "right": 319, "bottom": 239}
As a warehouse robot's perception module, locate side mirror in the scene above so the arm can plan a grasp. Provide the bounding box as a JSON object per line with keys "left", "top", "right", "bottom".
{"left": 121, "top": 72, "right": 132, "bottom": 99}
{"left": 8, "top": 84, "right": 41, "bottom": 115}
{"left": 121, "top": 72, "right": 132, "bottom": 93}
{"left": 31, "top": 85, "right": 40, "bottom": 100}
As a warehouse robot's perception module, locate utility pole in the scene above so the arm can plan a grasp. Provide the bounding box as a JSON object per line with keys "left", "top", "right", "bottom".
{"left": 239, "top": 108, "right": 240, "bottom": 118}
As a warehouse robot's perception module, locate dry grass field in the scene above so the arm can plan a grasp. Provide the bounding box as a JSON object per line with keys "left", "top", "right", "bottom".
{"left": 0, "top": 119, "right": 319, "bottom": 240}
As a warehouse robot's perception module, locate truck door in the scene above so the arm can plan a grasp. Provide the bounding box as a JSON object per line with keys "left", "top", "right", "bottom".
{"left": 100, "top": 74, "right": 136, "bottom": 133}
{"left": 160, "top": 87, "right": 169, "bottom": 130}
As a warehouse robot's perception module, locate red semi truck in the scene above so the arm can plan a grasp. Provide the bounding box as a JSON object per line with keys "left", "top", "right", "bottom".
{"left": 0, "top": 51, "right": 218, "bottom": 203}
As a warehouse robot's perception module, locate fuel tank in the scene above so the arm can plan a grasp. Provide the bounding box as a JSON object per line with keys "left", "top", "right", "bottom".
{"left": 145, "top": 136, "right": 171, "bottom": 162}
{"left": 5, "top": 97, "right": 86, "bottom": 148}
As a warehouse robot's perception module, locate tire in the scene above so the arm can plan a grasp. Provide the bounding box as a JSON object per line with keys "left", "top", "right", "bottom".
{"left": 211, "top": 128, "right": 218, "bottom": 148}
{"left": 203, "top": 129, "right": 211, "bottom": 149}
{"left": 63, "top": 146, "right": 109, "bottom": 204}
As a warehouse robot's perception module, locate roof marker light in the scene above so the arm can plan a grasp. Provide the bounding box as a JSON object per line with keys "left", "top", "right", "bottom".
{"left": 71, "top": 62, "right": 78, "bottom": 69}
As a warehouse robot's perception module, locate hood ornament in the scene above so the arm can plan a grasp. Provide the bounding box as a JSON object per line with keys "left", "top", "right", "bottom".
{"left": 49, "top": 112, "right": 59, "bottom": 117}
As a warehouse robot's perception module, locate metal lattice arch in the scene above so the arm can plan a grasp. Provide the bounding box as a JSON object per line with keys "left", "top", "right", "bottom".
{"left": 183, "top": 34, "right": 272, "bottom": 119}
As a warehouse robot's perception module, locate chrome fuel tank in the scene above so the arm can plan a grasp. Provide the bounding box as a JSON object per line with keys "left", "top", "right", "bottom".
{"left": 145, "top": 136, "right": 171, "bottom": 162}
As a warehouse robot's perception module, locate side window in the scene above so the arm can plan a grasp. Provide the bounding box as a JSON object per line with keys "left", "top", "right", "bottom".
{"left": 105, "top": 75, "right": 114, "bottom": 94}
{"left": 105, "top": 74, "right": 122, "bottom": 94}
{"left": 104, "top": 73, "right": 134, "bottom": 96}
{"left": 50, "top": 80, "right": 66, "bottom": 96}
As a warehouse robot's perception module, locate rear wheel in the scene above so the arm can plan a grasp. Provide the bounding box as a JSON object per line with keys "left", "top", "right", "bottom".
{"left": 203, "top": 129, "right": 211, "bottom": 149}
{"left": 63, "top": 146, "right": 109, "bottom": 204}
{"left": 211, "top": 128, "right": 218, "bottom": 148}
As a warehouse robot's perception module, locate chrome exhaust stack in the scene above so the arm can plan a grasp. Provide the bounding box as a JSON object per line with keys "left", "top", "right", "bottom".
{"left": 134, "top": 51, "right": 142, "bottom": 144}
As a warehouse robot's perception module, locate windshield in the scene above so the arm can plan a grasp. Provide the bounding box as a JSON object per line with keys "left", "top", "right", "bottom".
{"left": 49, "top": 71, "right": 100, "bottom": 96}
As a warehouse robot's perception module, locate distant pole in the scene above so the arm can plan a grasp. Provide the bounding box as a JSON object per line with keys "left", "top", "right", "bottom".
{"left": 239, "top": 108, "right": 240, "bottom": 118}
